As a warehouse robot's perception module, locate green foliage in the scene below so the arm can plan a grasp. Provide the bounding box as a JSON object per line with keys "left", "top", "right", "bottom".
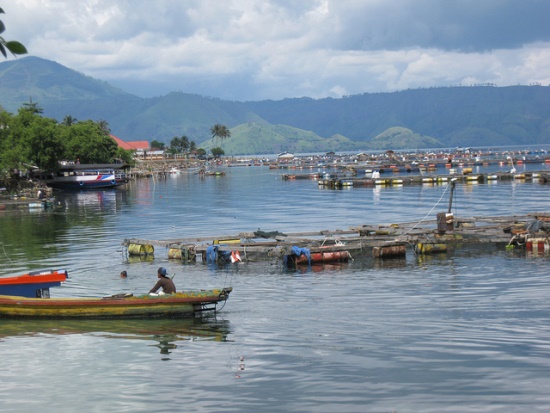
{"left": 150, "top": 140, "right": 165, "bottom": 150}
{"left": 114, "top": 147, "right": 134, "bottom": 165}
{"left": 0, "top": 106, "right": 124, "bottom": 175}
{"left": 210, "top": 124, "right": 231, "bottom": 147}
{"left": 211, "top": 147, "right": 225, "bottom": 157}
{"left": 0, "top": 8, "right": 28, "bottom": 59}
{"left": 60, "top": 120, "right": 118, "bottom": 163}
{"left": 169, "top": 135, "right": 190, "bottom": 153}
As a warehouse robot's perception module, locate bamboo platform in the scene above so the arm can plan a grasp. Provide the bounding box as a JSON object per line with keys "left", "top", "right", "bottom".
{"left": 122, "top": 212, "right": 550, "bottom": 265}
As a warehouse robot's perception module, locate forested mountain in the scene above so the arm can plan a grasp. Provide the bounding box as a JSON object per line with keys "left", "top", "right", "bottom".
{"left": 1, "top": 56, "right": 549, "bottom": 154}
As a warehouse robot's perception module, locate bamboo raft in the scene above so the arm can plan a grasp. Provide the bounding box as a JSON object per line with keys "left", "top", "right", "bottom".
{"left": 122, "top": 212, "right": 550, "bottom": 266}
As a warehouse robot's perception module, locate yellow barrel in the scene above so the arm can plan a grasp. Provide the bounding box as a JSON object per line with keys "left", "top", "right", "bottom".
{"left": 128, "top": 243, "right": 154, "bottom": 256}
{"left": 168, "top": 248, "right": 182, "bottom": 259}
{"left": 214, "top": 239, "right": 241, "bottom": 245}
{"left": 128, "top": 243, "right": 145, "bottom": 255}
{"left": 415, "top": 242, "right": 447, "bottom": 254}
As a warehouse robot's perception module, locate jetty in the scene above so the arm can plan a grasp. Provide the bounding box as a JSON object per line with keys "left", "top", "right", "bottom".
{"left": 122, "top": 212, "right": 550, "bottom": 268}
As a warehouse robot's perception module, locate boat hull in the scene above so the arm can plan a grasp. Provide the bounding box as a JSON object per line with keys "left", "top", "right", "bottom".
{"left": 47, "top": 176, "right": 127, "bottom": 190}
{"left": 0, "top": 288, "right": 232, "bottom": 318}
{"left": 33, "top": 163, "right": 129, "bottom": 190}
{"left": 0, "top": 270, "right": 68, "bottom": 298}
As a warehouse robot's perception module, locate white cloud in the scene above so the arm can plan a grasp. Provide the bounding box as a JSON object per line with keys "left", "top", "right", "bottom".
{"left": 3, "top": 0, "right": 550, "bottom": 100}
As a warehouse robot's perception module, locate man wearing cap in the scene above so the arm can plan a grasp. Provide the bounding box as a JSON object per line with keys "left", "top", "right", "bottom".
{"left": 149, "top": 267, "right": 177, "bottom": 294}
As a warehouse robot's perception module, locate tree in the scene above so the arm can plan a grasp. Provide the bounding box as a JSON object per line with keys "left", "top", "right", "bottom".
{"left": 96, "top": 119, "right": 111, "bottom": 136}
{"left": 114, "top": 147, "right": 134, "bottom": 165}
{"left": 211, "top": 147, "right": 225, "bottom": 158}
{"left": 60, "top": 120, "right": 119, "bottom": 164}
{"left": 169, "top": 135, "right": 190, "bottom": 154}
{"left": 0, "top": 7, "right": 27, "bottom": 58}
{"left": 150, "top": 140, "right": 165, "bottom": 150}
{"left": 210, "top": 124, "right": 231, "bottom": 147}
{"left": 62, "top": 115, "right": 78, "bottom": 126}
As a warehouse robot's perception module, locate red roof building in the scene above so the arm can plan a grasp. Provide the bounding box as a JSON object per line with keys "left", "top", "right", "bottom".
{"left": 110, "top": 135, "right": 150, "bottom": 151}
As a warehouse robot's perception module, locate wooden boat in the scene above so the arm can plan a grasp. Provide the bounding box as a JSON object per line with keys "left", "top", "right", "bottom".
{"left": 0, "top": 287, "right": 232, "bottom": 318}
{"left": 0, "top": 269, "right": 68, "bottom": 298}
{"left": 32, "top": 163, "right": 128, "bottom": 190}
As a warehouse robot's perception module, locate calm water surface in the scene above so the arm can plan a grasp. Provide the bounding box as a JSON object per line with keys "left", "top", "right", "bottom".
{"left": 0, "top": 164, "right": 549, "bottom": 413}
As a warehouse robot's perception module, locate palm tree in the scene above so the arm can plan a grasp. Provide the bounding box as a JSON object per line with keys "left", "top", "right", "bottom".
{"left": 96, "top": 119, "right": 111, "bottom": 136}
{"left": 210, "top": 124, "right": 231, "bottom": 147}
{"left": 62, "top": 115, "right": 78, "bottom": 126}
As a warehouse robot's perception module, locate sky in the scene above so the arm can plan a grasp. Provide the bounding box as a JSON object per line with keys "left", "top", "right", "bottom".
{"left": 4, "top": 0, "right": 550, "bottom": 101}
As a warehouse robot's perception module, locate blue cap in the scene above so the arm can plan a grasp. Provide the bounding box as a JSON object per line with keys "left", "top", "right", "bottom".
{"left": 158, "top": 267, "right": 167, "bottom": 276}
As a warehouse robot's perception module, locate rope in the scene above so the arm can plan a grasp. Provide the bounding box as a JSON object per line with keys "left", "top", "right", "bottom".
{"left": 396, "top": 180, "right": 453, "bottom": 239}
{"left": 0, "top": 242, "right": 15, "bottom": 265}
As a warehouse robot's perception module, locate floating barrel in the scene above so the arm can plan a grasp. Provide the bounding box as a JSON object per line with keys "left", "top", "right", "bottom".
{"left": 372, "top": 245, "right": 406, "bottom": 258}
{"left": 128, "top": 243, "right": 154, "bottom": 256}
{"left": 168, "top": 248, "right": 182, "bottom": 259}
{"left": 293, "top": 251, "right": 351, "bottom": 265}
{"left": 214, "top": 238, "right": 241, "bottom": 245}
{"left": 526, "top": 238, "right": 549, "bottom": 253}
{"left": 415, "top": 242, "right": 447, "bottom": 254}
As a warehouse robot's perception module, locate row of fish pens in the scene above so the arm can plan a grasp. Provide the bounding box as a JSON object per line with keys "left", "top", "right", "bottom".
{"left": 318, "top": 171, "right": 549, "bottom": 188}
{"left": 122, "top": 213, "right": 548, "bottom": 266}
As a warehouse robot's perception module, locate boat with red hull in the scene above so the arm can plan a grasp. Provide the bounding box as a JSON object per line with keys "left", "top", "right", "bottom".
{"left": 0, "top": 269, "right": 68, "bottom": 298}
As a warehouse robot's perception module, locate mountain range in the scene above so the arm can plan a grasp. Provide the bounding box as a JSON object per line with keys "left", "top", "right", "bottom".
{"left": 1, "top": 56, "right": 549, "bottom": 155}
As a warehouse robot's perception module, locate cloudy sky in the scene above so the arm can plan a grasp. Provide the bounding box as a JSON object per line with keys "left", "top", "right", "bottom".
{"left": 5, "top": 0, "right": 550, "bottom": 101}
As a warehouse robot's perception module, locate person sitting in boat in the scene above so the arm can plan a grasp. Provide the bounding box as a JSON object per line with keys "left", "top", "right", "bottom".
{"left": 149, "top": 267, "right": 176, "bottom": 294}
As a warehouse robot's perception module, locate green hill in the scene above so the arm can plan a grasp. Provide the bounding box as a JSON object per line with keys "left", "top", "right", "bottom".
{"left": 367, "top": 127, "right": 443, "bottom": 150}
{"left": 1, "top": 57, "right": 549, "bottom": 154}
{"left": 199, "top": 123, "right": 362, "bottom": 155}
{"left": 0, "top": 56, "right": 130, "bottom": 108}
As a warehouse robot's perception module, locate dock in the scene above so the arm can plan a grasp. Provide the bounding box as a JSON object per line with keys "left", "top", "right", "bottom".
{"left": 122, "top": 212, "right": 550, "bottom": 267}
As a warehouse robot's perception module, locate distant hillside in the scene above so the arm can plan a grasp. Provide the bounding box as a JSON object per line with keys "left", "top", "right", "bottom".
{"left": 367, "top": 127, "right": 443, "bottom": 150}
{"left": 243, "top": 87, "right": 550, "bottom": 147}
{"left": 0, "top": 56, "right": 131, "bottom": 108}
{"left": 199, "top": 123, "right": 363, "bottom": 154}
{"left": 1, "top": 57, "right": 549, "bottom": 154}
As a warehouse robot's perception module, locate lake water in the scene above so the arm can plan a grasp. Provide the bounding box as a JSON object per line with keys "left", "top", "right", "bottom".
{"left": 0, "top": 162, "right": 549, "bottom": 413}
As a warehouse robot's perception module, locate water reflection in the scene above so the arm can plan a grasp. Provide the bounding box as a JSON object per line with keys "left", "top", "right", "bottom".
{"left": 0, "top": 317, "right": 231, "bottom": 357}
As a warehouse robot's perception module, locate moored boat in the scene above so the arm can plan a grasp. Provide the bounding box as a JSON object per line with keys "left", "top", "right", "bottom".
{"left": 0, "top": 269, "right": 68, "bottom": 298}
{"left": 0, "top": 287, "right": 232, "bottom": 318}
{"left": 33, "top": 163, "right": 129, "bottom": 190}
